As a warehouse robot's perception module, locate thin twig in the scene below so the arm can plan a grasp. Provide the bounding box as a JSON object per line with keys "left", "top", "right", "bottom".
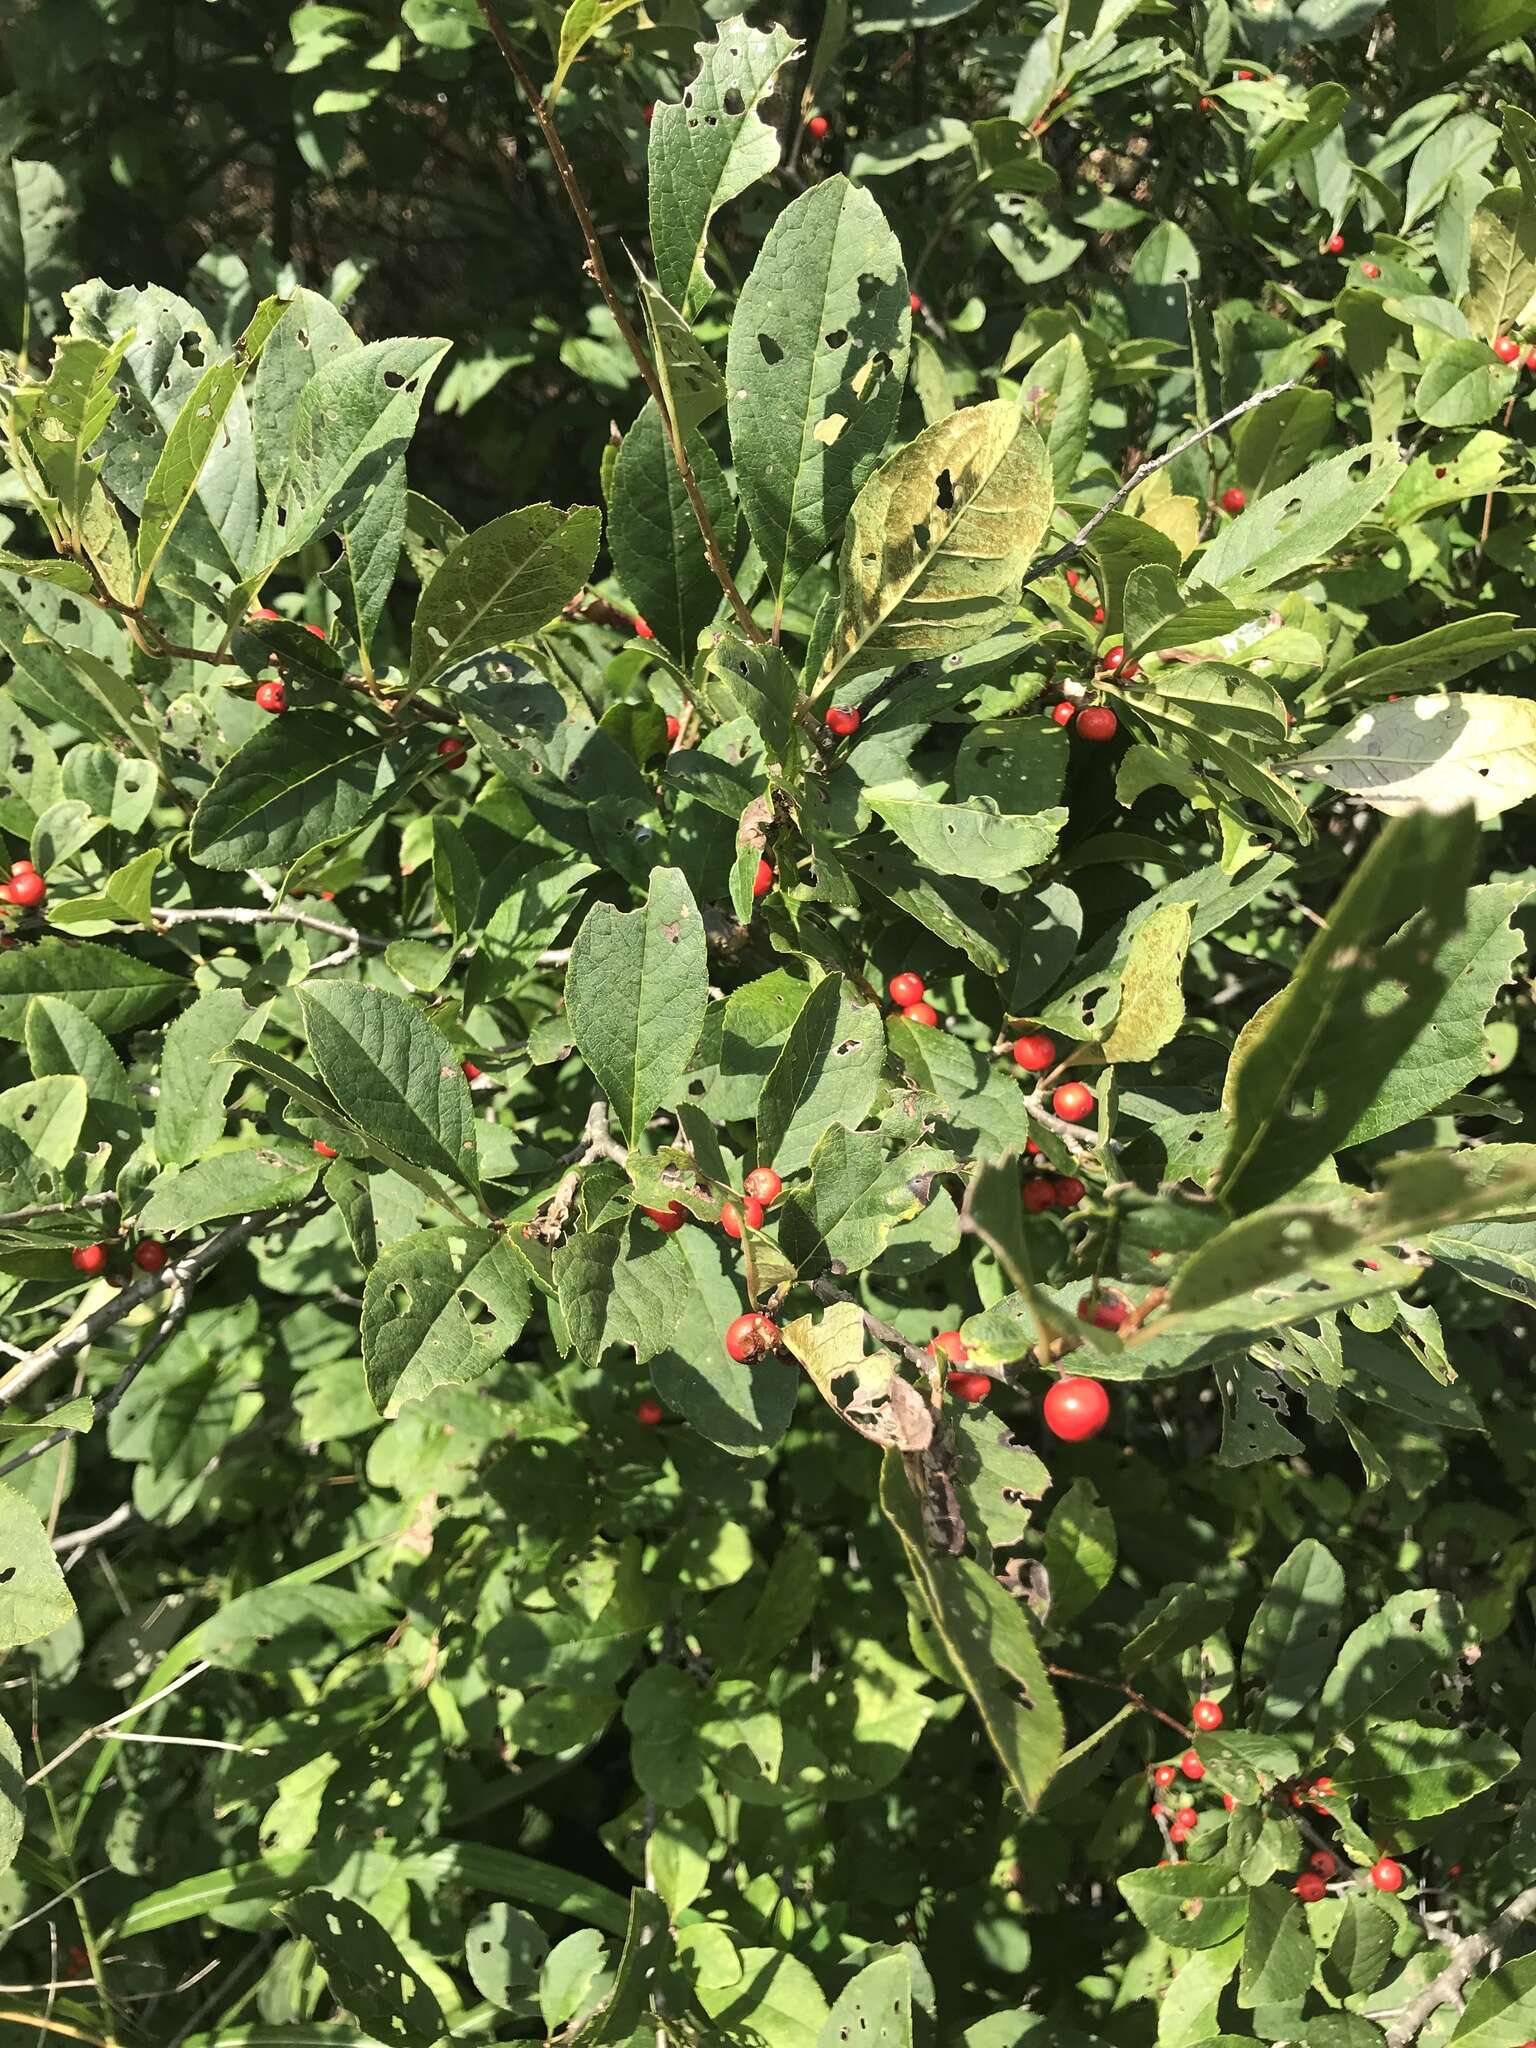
{"left": 51, "top": 1503, "right": 135, "bottom": 1555}
{"left": 152, "top": 905, "right": 385, "bottom": 950}
{"left": 1046, "top": 1664, "right": 1194, "bottom": 1743}
{"left": 0, "top": 1194, "right": 117, "bottom": 1233}
{"left": 472, "top": 0, "right": 764, "bottom": 645}
{"left": 1021, "top": 378, "right": 1302, "bottom": 586}
{"left": 1382, "top": 1885, "right": 1536, "bottom": 2048}
{"left": 28, "top": 1662, "right": 212, "bottom": 1788}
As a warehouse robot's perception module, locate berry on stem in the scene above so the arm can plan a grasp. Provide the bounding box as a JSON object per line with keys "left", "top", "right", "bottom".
{"left": 1191, "top": 1698, "right": 1224, "bottom": 1732}
{"left": 1100, "top": 644, "right": 1138, "bottom": 677}
{"left": 1077, "top": 1292, "right": 1127, "bottom": 1331}
{"left": 461, "top": 1059, "right": 483, "bottom": 1080}
{"left": 1054, "top": 1176, "right": 1086, "bottom": 1211}
{"left": 7, "top": 867, "right": 46, "bottom": 908}
{"left": 1053, "top": 1080, "right": 1095, "bottom": 1123}
{"left": 744, "top": 1166, "right": 782, "bottom": 1206}
{"left": 720, "top": 1195, "right": 765, "bottom": 1239}
{"left": 888, "top": 971, "right": 925, "bottom": 1008}
{"left": 1220, "top": 486, "right": 1246, "bottom": 513}
{"left": 1092, "top": 604, "right": 1106, "bottom": 623}
{"left": 1076, "top": 705, "right": 1119, "bottom": 743}
{"left": 1326, "top": 232, "right": 1345, "bottom": 253}
{"left": 1174, "top": 1807, "right": 1198, "bottom": 1830}
{"left": 1493, "top": 335, "right": 1521, "bottom": 364}
{"left": 1181, "top": 1750, "right": 1205, "bottom": 1780}
{"left": 1309, "top": 1850, "right": 1338, "bottom": 1879}
{"left": 902, "top": 1000, "right": 939, "bottom": 1027}
{"left": 633, "top": 615, "right": 654, "bottom": 640}
{"left": 1023, "top": 1178, "right": 1057, "bottom": 1214}
{"left": 930, "top": 1330, "right": 968, "bottom": 1365}
{"left": 255, "top": 680, "right": 287, "bottom": 714}
{"left": 1370, "top": 1857, "right": 1404, "bottom": 1893}
{"left": 724, "top": 1312, "right": 780, "bottom": 1362}
{"left": 1311, "top": 1775, "right": 1334, "bottom": 1797}
{"left": 642, "top": 1202, "right": 688, "bottom": 1232}
{"left": 665, "top": 714, "right": 680, "bottom": 743}
{"left": 1050, "top": 701, "right": 1076, "bottom": 727}
{"left": 1042, "top": 1376, "right": 1110, "bottom": 1441}
{"left": 1153, "top": 1764, "right": 1176, "bottom": 1788}
{"left": 313, "top": 1139, "right": 338, "bottom": 1159}
{"left": 1169, "top": 1823, "right": 1191, "bottom": 1845}
{"left": 825, "top": 704, "right": 861, "bottom": 737}
{"left": 948, "top": 1370, "right": 992, "bottom": 1403}
{"left": 132, "top": 1240, "right": 169, "bottom": 1274}
{"left": 807, "top": 113, "right": 830, "bottom": 140}
{"left": 436, "top": 734, "right": 469, "bottom": 761}
{"left": 1295, "top": 1873, "right": 1328, "bottom": 1903}
{"left": 1361, "top": 260, "right": 1380, "bottom": 279}
{"left": 636, "top": 1398, "right": 664, "bottom": 1426}
{"left": 71, "top": 1244, "right": 108, "bottom": 1275}
{"left": 1012, "top": 1033, "right": 1055, "bottom": 1072}
{"left": 752, "top": 858, "right": 774, "bottom": 900}
{"left": 910, "top": 291, "right": 923, "bottom": 313}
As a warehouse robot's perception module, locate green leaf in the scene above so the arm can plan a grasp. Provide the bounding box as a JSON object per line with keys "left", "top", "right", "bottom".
{"left": 880, "top": 1452, "right": 1063, "bottom": 1810}
{"left": 1324, "top": 1894, "right": 1397, "bottom": 1999}
{"left": 9, "top": 332, "right": 133, "bottom": 539}
{"left": 46, "top": 847, "right": 161, "bottom": 935}
{"left": 817, "top": 1954, "right": 913, "bottom": 2048}
{"left": 155, "top": 989, "right": 271, "bottom": 1168}
{"left": 1197, "top": 443, "right": 1403, "bottom": 599}
{"left": 565, "top": 866, "right": 708, "bottom": 1148}
{"left": 1122, "top": 1583, "right": 1232, "bottom": 1673}
{"left": 1450, "top": 1954, "right": 1536, "bottom": 2047}
{"left": 1042, "top": 1479, "right": 1116, "bottom": 1629}
{"left": 779, "top": 1125, "right": 948, "bottom": 1275}
{"left": 296, "top": 983, "right": 479, "bottom": 1188}
{"left": 757, "top": 974, "right": 885, "bottom": 1176}
{"left": 466, "top": 1903, "right": 548, "bottom": 2010}
{"left": 608, "top": 398, "right": 735, "bottom": 663}
{"left": 551, "top": 0, "right": 641, "bottom": 99}
{"left": 1213, "top": 807, "right": 1478, "bottom": 1215}
{"left": 820, "top": 401, "right": 1053, "bottom": 688}
{"left": 409, "top": 502, "right": 600, "bottom": 686}
{"left": 1237, "top": 1885, "right": 1316, "bottom": 2010}
{"left": 0, "top": 1481, "right": 75, "bottom": 1650}
{"left": 0, "top": 937, "right": 185, "bottom": 1041}
{"left": 698, "top": 1946, "right": 830, "bottom": 2044}
{"left": 1118, "top": 1859, "right": 1251, "bottom": 1952}
{"left": 1252, "top": 81, "right": 1350, "bottom": 179}
{"left": 1333, "top": 1720, "right": 1518, "bottom": 1820}
{"left": 1464, "top": 184, "right": 1536, "bottom": 344}
{"left": 189, "top": 712, "right": 412, "bottom": 873}
{"left": 1099, "top": 900, "right": 1193, "bottom": 1064}
{"left": 564, "top": 1887, "right": 671, "bottom": 2046}
{"left": 1023, "top": 332, "right": 1093, "bottom": 494}
{"left": 138, "top": 1143, "right": 321, "bottom": 1233}
{"left": 282, "top": 1891, "right": 444, "bottom": 2048}
{"left": 1415, "top": 336, "right": 1517, "bottom": 426}
{"left": 727, "top": 177, "right": 911, "bottom": 601}
{"left": 864, "top": 780, "right": 1065, "bottom": 881}
{"left": 1291, "top": 693, "right": 1536, "bottom": 821}
{"left": 1319, "top": 1588, "right": 1462, "bottom": 1738}
{"left": 361, "top": 1224, "right": 532, "bottom": 1415}
{"left": 1243, "top": 1540, "right": 1345, "bottom": 1730}
{"left": 0, "top": 1714, "right": 23, "bottom": 1878}
{"left": 651, "top": 1230, "right": 799, "bottom": 1455}
{"left": 1311, "top": 614, "right": 1536, "bottom": 712}
{"left": 555, "top": 1224, "right": 688, "bottom": 1365}
{"left": 648, "top": 16, "right": 801, "bottom": 312}
{"left": 635, "top": 275, "right": 727, "bottom": 444}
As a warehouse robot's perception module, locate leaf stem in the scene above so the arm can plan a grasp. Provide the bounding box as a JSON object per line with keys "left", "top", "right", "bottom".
{"left": 1045, "top": 1664, "right": 1193, "bottom": 1742}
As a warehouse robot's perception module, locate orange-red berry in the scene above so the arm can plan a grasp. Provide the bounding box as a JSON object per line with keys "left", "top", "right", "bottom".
{"left": 1042, "top": 1377, "right": 1109, "bottom": 1441}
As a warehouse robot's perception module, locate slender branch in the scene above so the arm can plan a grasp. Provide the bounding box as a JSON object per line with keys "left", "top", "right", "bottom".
{"left": 152, "top": 904, "right": 386, "bottom": 950}
{"left": 1383, "top": 1885, "right": 1536, "bottom": 2048}
{"left": 809, "top": 1275, "right": 936, "bottom": 1376}
{"left": 472, "top": 0, "right": 764, "bottom": 645}
{"left": 1046, "top": 1664, "right": 1194, "bottom": 1743}
{"left": 51, "top": 1503, "right": 135, "bottom": 1555}
{"left": 28, "top": 1661, "right": 212, "bottom": 1787}
{"left": 0, "top": 1194, "right": 117, "bottom": 1232}
{"left": 1021, "top": 378, "right": 1302, "bottom": 587}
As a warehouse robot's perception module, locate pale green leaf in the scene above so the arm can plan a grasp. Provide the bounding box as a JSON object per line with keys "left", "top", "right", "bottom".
{"left": 1415, "top": 336, "right": 1517, "bottom": 426}
{"left": 1118, "top": 1859, "right": 1251, "bottom": 1952}
{"left": 0, "top": 937, "right": 185, "bottom": 1042}
{"left": 155, "top": 989, "right": 271, "bottom": 1168}
{"left": 408, "top": 502, "right": 600, "bottom": 685}
{"left": 817, "top": 1955, "right": 913, "bottom": 2048}
{"left": 0, "top": 1481, "right": 75, "bottom": 1650}
{"left": 551, "top": 0, "right": 641, "bottom": 99}
{"left": 1290, "top": 693, "right": 1536, "bottom": 821}
{"left": 137, "top": 1143, "right": 321, "bottom": 1233}
{"left": 1100, "top": 901, "right": 1192, "bottom": 1063}
{"left": 636, "top": 275, "right": 727, "bottom": 444}
{"left": 864, "top": 780, "right": 1065, "bottom": 881}
{"left": 282, "top": 1892, "right": 444, "bottom": 2048}
{"left": 1197, "top": 443, "right": 1403, "bottom": 600}
{"left": 1449, "top": 1954, "right": 1536, "bottom": 2048}
{"left": 1310, "top": 614, "right": 1536, "bottom": 712}
{"left": 1463, "top": 185, "right": 1536, "bottom": 342}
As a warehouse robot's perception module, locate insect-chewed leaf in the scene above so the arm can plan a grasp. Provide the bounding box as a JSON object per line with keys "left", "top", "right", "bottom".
{"left": 409, "top": 502, "right": 600, "bottom": 685}
{"left": 1290, "top": 692, "right": 1536, "bottom": 820}
{"left": 362, "top": 1224, "right": 532, "bottom": 1415}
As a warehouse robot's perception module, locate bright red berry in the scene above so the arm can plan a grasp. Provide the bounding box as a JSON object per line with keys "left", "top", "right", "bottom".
{"left": 636, "top": 1397, "right": 664, "bottom": 1425}
{"left": 1370, "top": 1858, "right": 1404, "bottom": 1893}
{"left": 304, "top": 622, "right": 326, "bottom": 640}
{"left": 1361, "top": 261, "right": 1380, "bottom": 279}
{"left": 642, "top": 1203, "right": 688, "bottom": 1232}
{"left": 1077, "top": 1292, "right": 1128, "bottom": 1332}
{"left": 642, "top": 102, "right": 654, "bottom": 126}
{"left": 1526, "top": 349, "right": 1536, "bottom": 371}
{"left": 1076, "top": 706, "right": 1119, "bottom": 742}
{"left": 1311, "top": 1775, "right": 1334, "bottom": 1797}
{"left": 665, "top": 714, "right": 680, "bottom": 742}
{"left": 825, "top": 705, "right": 861, "bottom": 737}
{"left": 720, "top": 1195, "right": 765, "bottom": 1239}
{"left": 6, "top": 867, "right": 45, "bottom": 908}
{"left": 1295, "top": 1873, "right": 1328, "bottom": 1903}
{"left": 1237, "top": 67, "right": 1254, "bottom": 78}
{"left": 1169, "top": 1823, "right": 1191, "bottom": 1844}
{"left": 1191, "top": 1699, "right": 1224, "bottom": 1732}
{"left": 909, "top": 291, "right": 923, "bottom": 313}
{"left": 931, "top": 1330, "right": 968, "bottom": 1365}
{"left": 1153, "top": 1765, "right": 1176, "bottom": 1789}
{"left": 1042, "top": 1376, "right": 1110, "bottom": 1442}
{"left": 1220, "top": 486, "right": 1246, "bottom": 513}
{"left": 744, "top": 1167, "right": 782, "bottom": 1206}
{"left": 1174, "top": 1807, "right": 1198, "bottom": 1830}
{"left": 313, "top": 1140, "right": 338, "bottom": 1159}
{"left": 1222, "top": 1793, "right": 1236, "bottom": 1812}
{"left": 1150, "top": 1801, "right": 1168, "bottom": 1820}
{"left": 1012, "top": 1033, "right": 1055, "bottom": 1073}
{"left": 1181, "top": 1751, "right": 1205, "bottom": 1780}
{"left": 1326, "top": 233, "right": 1345, "bottom": 253}
{"left": 436, "top": 735, "right": 468, "bottom": 760}
{"left": 132, "top": 1240, "right": 169, "bottom": 1274}
{"left": 70, "top": 1244, "right": 108, "bottom": 1275}
{"left": 250, "top": 607, "right": 281, "bottom": 621}
{"left": 724, "top": 1312, "right": 780, "bottom": 1363}
{"left": 1054, "top": 1175, "right": 1086, "bottom": 1210}
{"left": 1053, "top": 1080, "right": 1095, "bottom": 1123}
{"left": 1023, "top": 1178, "right": 1057, "bottom": 1214}
{"left": 752, "top": 858, "right": 774, "bottom": 900}
{"left": 902, "top": 1000, "right": 939, "bottom": 1027}
{"left": 1199, "top": 95, "right": 1214, "bottom": 111}
{"left": 948, "top": 1370, "right": 992, "bottom": 1403}
{"left": 807, "top": 113, "right": 830, "bottom": 140}
{"left": 1494, "top": 335, "right": 1522, "bottom": 364}
{"left": 1100, "top": 644, "right": 1137, "bottom": 675}
{"left": 888, "top": 971, "right": 925, "bottom": 1008}
{"left": 10, "top": 860, "right": 35, "bottom": 876}
{"left": 1050, "top": 701, "right": 1076, "bottom": 726}
{"left": 255, "top": 680, "right": 286, "bottom": 713}
{"left": 1309, "top": 1850, "right": 1338, "bottom": 1879}
{"left": 1092, "top": 604, "right": 1106, "bottom": 623}
{"left": 461, "top": 1060, "right": 482, "bottom": 1080}
{"left": 633, "top": 615, "right": 654, "bottom": 640}
{"left": 1066, "top": 568, "right": 1079, "bottom": 589}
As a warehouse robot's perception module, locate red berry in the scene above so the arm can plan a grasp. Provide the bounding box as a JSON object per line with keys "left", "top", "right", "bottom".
{"left": 743, "top": 1167, "right": 782, "bottom": 1206}
{"left": 250, "top": 607, "right": 281, "bottom": 621}
{"left": 1076, "top": 706, "right": 1119, "bottom": 743}
{"left": 436, "top": 735, "right": 468, "bottom": 760}
{"left": 909, "top": 291, "right": 923, "bottom": 313}
{"left": 1311, "top": 1775, "right": 1334, "bottom": 1797}
{"left": 724, "top": 1312, "right": 780, "bottom": 1362}
{"left": 1191, "top": 1699, "right": 1224, "bottom": 1732}
{"left": 255, "top": 680, "right": 287, "bottom": 714}
{"left": 1315, "top": 350, "right": 1329, "bottom": 369}
{"left": 461, "top": 1059, "right": 482, "bottom": 1080}
{"left": 1199, "top": 95, "right": 1213, "bottom": 110}
{"left": 642, "top": 102, "right": 654, "bottom": 126}
{"left": 888, "top": 971, "right": 925, "bottom": 1008}
{"left": 1237, "top": 67, "right": 1254, "bottom": 78}
{"left": 1012, "top": 1033, "right": 1055, "bottom": 1072}
{"left": 931, "top": 1330, "right": 968, "bottom": 1365}
{"left": 1153, "top": 1765, "right": 1176, "bottom": 1789}
{"left": 902, "top": 1000, "right": 939, "bottom": 1027}
{"left": 1150, "top": 1801, "right": 1168, "bottom": 1820}
{"left": 720, "top": 1195, "right": 765, "bottom": 1239}
{"left": 304, "top": 622, "right": 326, "bottom": 640}
{"left": 9, "top": 860, "right": 35, "bottom": 876}
{"left": 1092, "top": 604, "right": 1105, "bottom": 623}
{"left": 7, "top": 868, "right": 45, "bottom": 908}
{"left": 1100, "top": 644, "right": 1136, "bottom": 674}
{"left": 1220, "top": 486, "right": 1246, "bottom": 513}
{"left": 636, "top": 1397, "right": 664, "bottom": 1425}
{"left": 1309, "top": 1850, "right": 1338, "bottom": 1879}
{"left": 1066, "top": 568, "right": 1079, "bottom": 589}
{"left": 665, "top": 714, "right": 680, "bottom": 742}
{"left": 1326, "top": 233, "right": 1345, "bottom": 253}
{"left": 1181, "top": 1751, "right": 1205, "bottom": 1781}
{"left": 1169, "top": 1823, "right": 1191, "bottom": 1844}
{"left": 807, "top": 113, "right": 830, "bottom": 140}
{"left": 1052, "top": 1080, "right": 1095, "bottom": 1123}
{"left": 1077, "top": 1292, "right": 1128, "bottom": 1331}
{"left": 1494, "top": 335, "right": 1522, "bottom": 364}
{"left": 313, "top": 1140, "right": 338, "bottom": 1159}
{"left": 752, "top": 858, "right": 774, "bottom": 901}
{"left": 1023, "top": 1178, "right": 1057, "bottom": 1214}
{"left": 1370, "top": 1857, "right": 1404, "bottom": 1893}
{"left": 1054, "top": 1175, "right": 1086, "bottom": 1211}
{"left": 825, "top": 705, "right": 861, "bottom": 737}
{"left": 1042, "top": 1376, "right": 1110, "bottom": 1442}
{"left": 948, "top": 1370, "right": 992, "bottom": 1403}
{"left": 1525, "top": 349, "right": 1536, "bottom": 371}
{"left": 1295, "top": 1873, "right": 1328, "bottom": 1903}
{"left": 633, "top": 615, "right": 654, "bottom": 640}
{"left": 1050, "top": 701, "right": 1076, "bottom": 726}
{"left": 1361, "top": 261, "right": 1380, "bottom": 280}
{"left": 132, "top": 1240, "right": 169, "bottom": 1274}
{"left": 70, "top": 1244, "right": 108, "bottom": 1275}
{"left": 1174, "top": 1807, "right": 1198, "bottom": 1830}
{"left": 642, "top": 1203, "right": 688, "bottom": 1232}
{"left": 1222, "top": 1793, "right": 1236, "bottom": 1812}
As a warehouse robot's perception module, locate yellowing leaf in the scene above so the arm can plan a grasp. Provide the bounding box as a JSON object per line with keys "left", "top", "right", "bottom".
{"left": 1291, "top": 692, "right": 1536, "bottom": 820}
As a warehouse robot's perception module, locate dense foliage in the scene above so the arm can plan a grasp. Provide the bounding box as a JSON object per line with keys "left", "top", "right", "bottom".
{"left": 2, "top": 2, "right": 1536, "bottom": 2044}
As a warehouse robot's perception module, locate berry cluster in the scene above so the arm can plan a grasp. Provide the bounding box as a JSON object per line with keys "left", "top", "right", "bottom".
{"left": 888, "top": 969, "right": 939, "bottom": 1029}
{"left": 1, "top": 858, "right": 46, "bottom": 911}
{"left": 1491, "top": 334, "right": 1536, "bottom": 369}
{"left": 926, "top": 1331, "right": 1110, "bottom": 1440}
{"left": 70, "top": 1238, "right": 170, "bottom": 1278}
